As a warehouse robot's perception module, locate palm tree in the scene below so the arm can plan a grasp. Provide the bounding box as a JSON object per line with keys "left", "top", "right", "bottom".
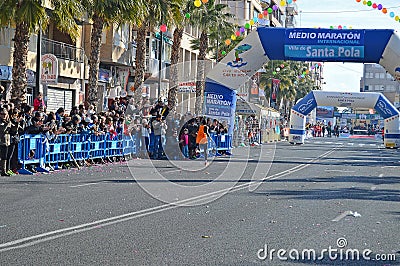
{"left": 0, "top": 0, "right": 83, "bottom": 108}
{"left": 132, "top": 22, "right": 147, "bottom": 107}
{"left": 190, "top": 22, "right": 237, "bottom": 62}
{"left": 167, "top": 0, "right": 190, "bottom": 111}
{"left": 167, "top": 26, "right": 184, "bottom": 111}
{"left": 190, "top": 0, "right": 232, "bottom": 114}
{"left": 82, "top": 0, "right": 145, "bottom": 109}
{"left": 261, "top": 60, "right": 316, "bottom": 113}
{"left": 133, "top": 0, "right": 179, "bottom": 108}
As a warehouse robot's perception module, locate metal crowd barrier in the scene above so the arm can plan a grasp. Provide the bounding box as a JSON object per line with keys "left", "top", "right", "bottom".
{"left": 105, "top": 133, "right": 123, "bottom": 158}
{"left": 89, "top": 134, "right": 106, "bottom": 160}
{"left": 122, "top": 134, "right": 137, "bottom": 157}
{"left": 211, "top": 134, "right": 233, "bottom": 156}
{"left": 17, "top": 133, "right": 233, "bottom": 175}
{"left": 18, "top": 133, "right": 137, "bottom": 175}
{"left": 18, "top": 134, "right": 49, "bottom": 175}
{"left": 70, "top": 134, "right": 90, "bottom": 161}
{"left": 45, "top": 134, "right": 70, "bottom": 170}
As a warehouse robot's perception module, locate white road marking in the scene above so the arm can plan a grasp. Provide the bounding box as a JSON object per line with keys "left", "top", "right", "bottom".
{"left": 163, "top": 169, "right": 182, "bottom": 174}
{"left": 69, "top": 182, "right": 105, "bottom": 188}
{"left": 332, "top": 211, "right": 353, "bottom": 222}
{"left": 325, "top": 169, "right": 355, "bottom": 173}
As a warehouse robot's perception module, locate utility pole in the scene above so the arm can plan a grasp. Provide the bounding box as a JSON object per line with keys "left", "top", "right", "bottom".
{"left": 35, "top": 0, "right": 43, "bottom": 101}
{"left": 158, "top": 31, "right": 163, "bottom": 100}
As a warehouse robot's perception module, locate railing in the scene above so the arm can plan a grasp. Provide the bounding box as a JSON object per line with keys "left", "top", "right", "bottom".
{"left": 42, "top": 38, "right": 84, "bottom": 63}
{"left": 0, "top": 28, "right": 85, "bottom": 64}
{"left": 17, "top": 133, "right": 233, "bottom": 175}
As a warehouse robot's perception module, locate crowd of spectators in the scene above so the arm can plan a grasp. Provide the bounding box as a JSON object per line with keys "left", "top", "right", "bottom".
{"left": 0, "top": 95, "right": 229, "bottom": 176}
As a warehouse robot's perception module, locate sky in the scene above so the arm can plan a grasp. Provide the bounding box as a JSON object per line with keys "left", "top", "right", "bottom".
{"left": 295, "top": 0, "right": 400, "bottom": 92}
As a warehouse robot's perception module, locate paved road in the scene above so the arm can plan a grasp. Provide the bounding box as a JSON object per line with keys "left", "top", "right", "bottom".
{"left": 0, "top": 137, "right": 399, "bottom": 265}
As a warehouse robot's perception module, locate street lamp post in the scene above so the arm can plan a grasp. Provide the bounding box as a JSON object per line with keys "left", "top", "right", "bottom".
{"left": 158, "top": 24, "right": 167, "bottom": 100}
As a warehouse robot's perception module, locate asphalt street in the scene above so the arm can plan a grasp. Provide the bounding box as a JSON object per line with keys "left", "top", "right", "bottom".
{"left": 0, "top": 137, "right": 399, "bottom": 265}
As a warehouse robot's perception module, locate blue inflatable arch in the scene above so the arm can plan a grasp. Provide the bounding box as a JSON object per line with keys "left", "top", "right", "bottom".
{"left": 204, "top": 27, "right": 400, "bottom": 147}
{"left": 290, "top": 91, "right": 399, "bottom": 147}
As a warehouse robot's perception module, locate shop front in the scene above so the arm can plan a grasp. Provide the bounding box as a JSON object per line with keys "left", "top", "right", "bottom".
{"left": 234, "top": 99, "right": 281, "bottom": 146}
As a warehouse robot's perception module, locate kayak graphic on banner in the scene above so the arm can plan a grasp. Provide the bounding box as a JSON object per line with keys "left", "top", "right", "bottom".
{"left": 204, "top": 27, "right": 400, "bottom": 147}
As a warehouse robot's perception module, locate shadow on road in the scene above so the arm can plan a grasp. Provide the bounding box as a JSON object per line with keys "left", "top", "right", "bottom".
{"left": 254, "top": 175, "right": 400, "bottom": 203}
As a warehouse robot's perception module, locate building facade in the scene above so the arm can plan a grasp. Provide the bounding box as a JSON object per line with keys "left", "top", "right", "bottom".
{"left": 0, "top": 0, "right": 304, "bottom": 115}
{"left": 361, "top": 63, "right": 400, "bottom": 108}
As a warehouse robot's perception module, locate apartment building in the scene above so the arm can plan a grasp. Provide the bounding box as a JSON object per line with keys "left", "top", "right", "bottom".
{"left": 360, "top": 63, "right": 400, "bottom": 108}
{"left": 0, "top": 1, "right": 301, "bottom": 114}
{"left": 0, "top": 23, "right": 86, "bottom": 112}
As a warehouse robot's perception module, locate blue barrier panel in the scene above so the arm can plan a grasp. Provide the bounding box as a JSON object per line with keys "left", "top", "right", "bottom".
{"left": 216, "top": 134, "right": 232, "bottom": 150}
{"left": 89, "top": 134, "right": 106, "bottom": 160}
{"left": 122, "top": 134, "right": 136, "bottom": 157}
{"left": 17, "top": 131, "right": 231, "bottom": 175}
{"left": 70, "top": 134, "right": 90, "bottom": 161}
{"left": 18, "top": 134, "right": 49, "bottom": 175}
{"left": 105, "top": 133, "right": 123, "bottom": 158}
{"left": 212, "top": 134, "right": 233, "bottom": 156}
{"left": 45, "top": 134, "right": 70, "bottom": 169}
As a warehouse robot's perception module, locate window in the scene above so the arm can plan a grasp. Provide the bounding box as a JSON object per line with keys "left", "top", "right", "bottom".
{"left": 380, "top": 73, "right": 385, "bottom": 79}
{"left": 365, "top": 72, "right": 373, "bottom": 79}
{"left": 375, "top": 72, "right": 380, "bottom": 78}
{"left": 386, "top": 85, "right": 395, "bottom": 92}
{"left": 113, "top": 24, "right": 129, "bottom": 48}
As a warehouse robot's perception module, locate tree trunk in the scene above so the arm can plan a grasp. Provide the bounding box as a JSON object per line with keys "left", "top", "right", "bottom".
{"left": 11, "top": 22, "right": 30, "bottom": 108}
{"left": 195, "top": 30, "right": 208, "bottom": 115}
{"left": 88, "top": 13, "right": 104, "bottom": 110}
{"left": 167, "top": 27, "right": 184, "bottom": 111}
{"left": 133, "top": 23, "right": 147, "bottom": 108}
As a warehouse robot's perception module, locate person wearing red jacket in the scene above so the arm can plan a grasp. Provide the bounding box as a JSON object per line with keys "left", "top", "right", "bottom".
{"left": 33, "top": 93, "right": 46, "bottom": 111}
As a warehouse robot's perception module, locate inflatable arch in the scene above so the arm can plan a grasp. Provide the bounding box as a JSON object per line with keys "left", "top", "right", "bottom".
{"left": 289, "top": 91, "right": 399, "bottom": 147}
{"left": 204, "top": 27, "right": 400, "bottom": 146}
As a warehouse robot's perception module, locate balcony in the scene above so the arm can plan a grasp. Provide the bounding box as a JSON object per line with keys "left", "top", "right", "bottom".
{"left": 100, "top": 42, "right": 136, "bottom": 67}
{"left": 0, "top": 28, "right": 85, "bottom": 79}
{"left": 42, "top": 38, "right": 84, "bottom": 63}
{"left": 145, "top": 57, "right": 170, "bottom": 80}
{"left": 285, "top": 15, "right": 297, "bottom": 28}
{"left": 286, "top": 3, "right": 299, "bottom": 15}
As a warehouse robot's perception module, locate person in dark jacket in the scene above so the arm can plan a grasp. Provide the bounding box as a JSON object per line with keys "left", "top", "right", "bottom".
{"left": 0, "top": 107, "right": 12, "bottom": 176}
{"left": 64, "top": 115, "right": 81, "bottom": 134}
{"left": 25, "top": 115, "right": 47, "bottom": 135}
{"left": 9, "top": 109, "right": 23, "bottom": 174}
